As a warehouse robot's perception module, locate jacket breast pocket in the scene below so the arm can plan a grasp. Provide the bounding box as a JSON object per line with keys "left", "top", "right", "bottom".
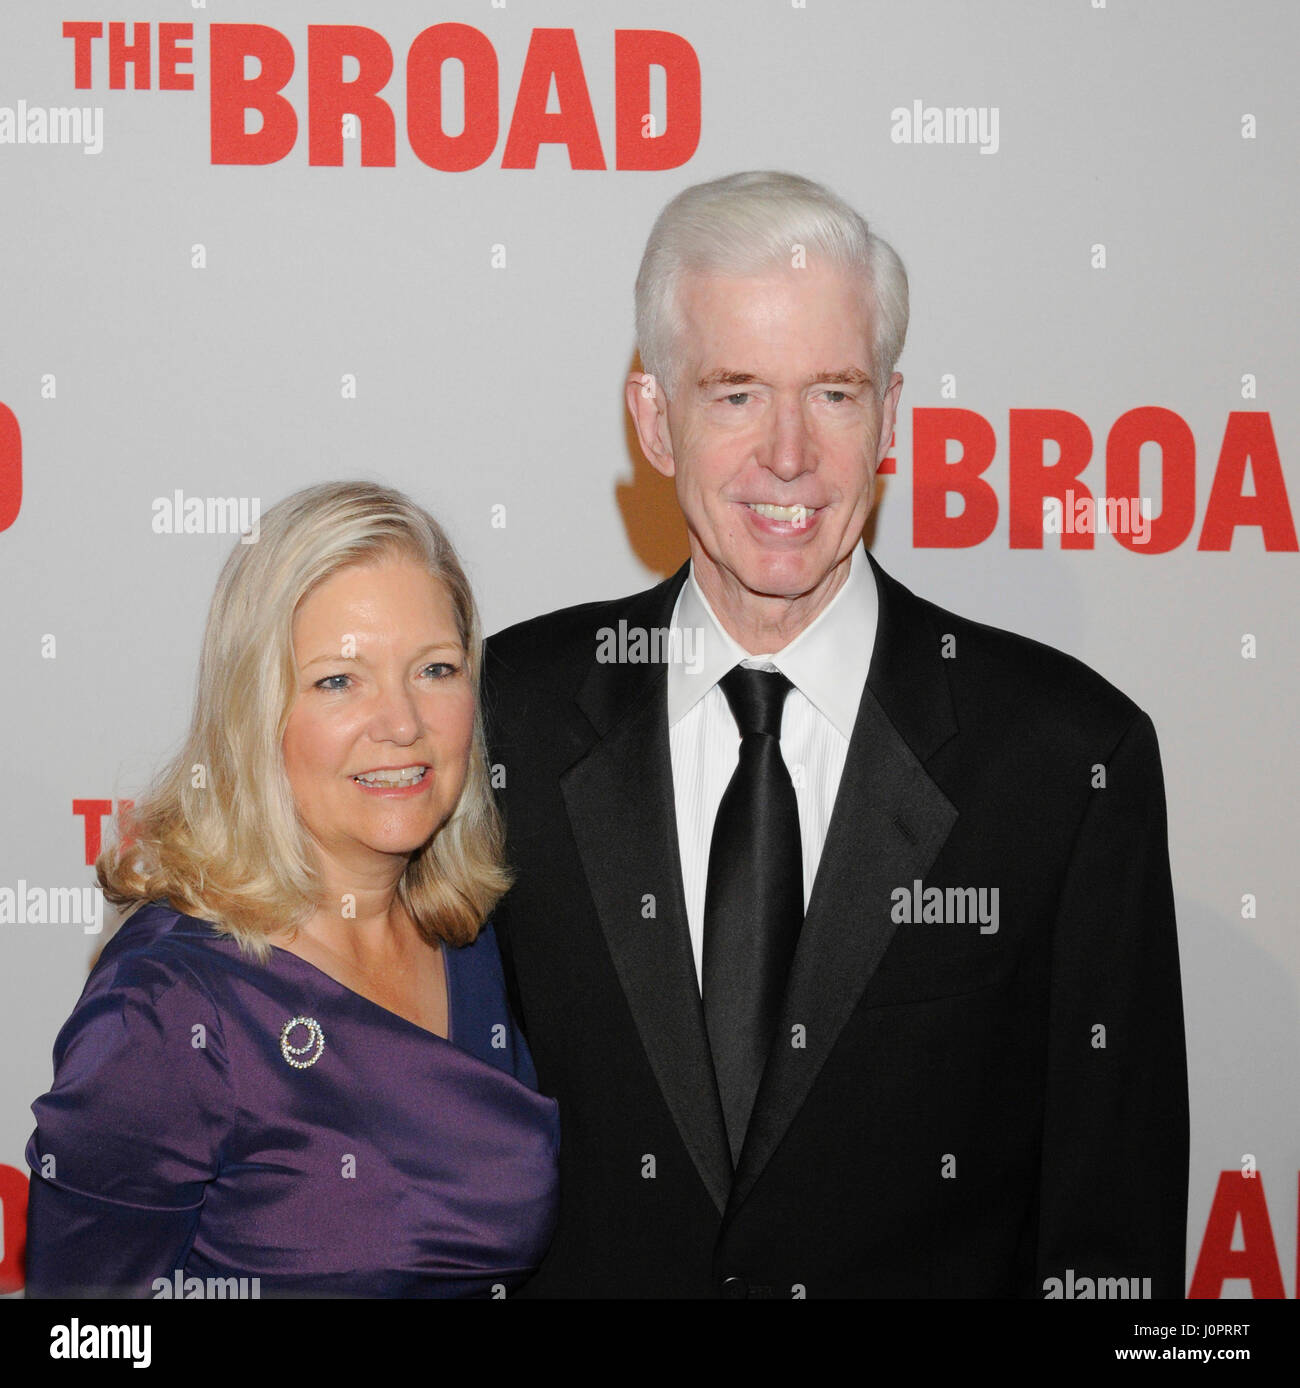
{"left": 862, "top": 936, "right": 1015, "bottom": 1008}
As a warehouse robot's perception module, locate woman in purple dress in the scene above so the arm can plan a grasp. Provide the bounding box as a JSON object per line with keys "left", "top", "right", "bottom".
{"left": 25, "top": 482, "right": 558, "bottom": 1298}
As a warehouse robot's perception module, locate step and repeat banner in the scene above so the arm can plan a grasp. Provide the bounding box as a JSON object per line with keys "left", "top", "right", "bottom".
{"left": 1, "top": 0, "right": 1296, "bottom": 1300}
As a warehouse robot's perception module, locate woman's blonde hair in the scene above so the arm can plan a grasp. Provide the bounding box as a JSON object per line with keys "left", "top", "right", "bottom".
{"left": 99, "top": 480, "right": 510, "bottom": 956}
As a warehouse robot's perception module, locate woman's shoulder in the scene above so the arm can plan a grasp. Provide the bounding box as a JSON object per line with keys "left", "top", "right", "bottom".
{"left": 101, "top": 897, "right": 226, "bottom": 953}
{"left": 445, "top": 920, "right": 512, "bottom": 1007}
{"left": 80, "top": 899, "right": 246, "bottom": 1021}
{"left": 450, "top": 917, "right": 504, "bottom": 964}
{"left": 99, "top": 898, "right": 236, "bottom": 967}
{"left": 445, "top": 921, "right": 540, "bottom": 1086}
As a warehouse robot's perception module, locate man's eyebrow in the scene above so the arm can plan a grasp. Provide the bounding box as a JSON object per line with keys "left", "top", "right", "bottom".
{"left": 696, "top": 367, "right": 874, "bottom": 389}
{"left": 697, "top": 369, "right": 759, "bottom": 389}
{"left": 813, "top": 367, "right": 874, "bottom": 387}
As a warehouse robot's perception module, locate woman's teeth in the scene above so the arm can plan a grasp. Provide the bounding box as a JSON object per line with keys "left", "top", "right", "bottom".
{"left": 353, "top": 766, "right": 428, "bottom": 787}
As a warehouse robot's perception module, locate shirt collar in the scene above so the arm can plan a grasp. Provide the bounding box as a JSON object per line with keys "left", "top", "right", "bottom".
{"left": 667, "top": 544, "right": 877, "bottom": 739}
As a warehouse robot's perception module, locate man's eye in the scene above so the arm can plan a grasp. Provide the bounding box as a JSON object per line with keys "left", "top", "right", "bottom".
{"left": 824, "top": 390, "right": 849, "bottom": 403}
{"left": 723, "top": 392, "right": 750, "bottom": 406}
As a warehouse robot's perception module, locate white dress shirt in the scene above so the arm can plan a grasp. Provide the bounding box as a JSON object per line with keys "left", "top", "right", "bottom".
{"left": 667, "top": 545, "right": 878, "bottom": 990}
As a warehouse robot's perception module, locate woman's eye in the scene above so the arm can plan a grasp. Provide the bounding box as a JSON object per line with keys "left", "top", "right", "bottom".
{"left": 312, "top": 664, "right": 460, "bottom": 690}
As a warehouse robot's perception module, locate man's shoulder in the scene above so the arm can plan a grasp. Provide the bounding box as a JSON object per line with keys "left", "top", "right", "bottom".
{"left": 896, "top": 575, "right": 1146, "bottom": 751}
{"left": 485, "top": 570, "right": 682, "bottom": 685}
{"left": 487, "top": 594, "right": 635, "bottom": 663}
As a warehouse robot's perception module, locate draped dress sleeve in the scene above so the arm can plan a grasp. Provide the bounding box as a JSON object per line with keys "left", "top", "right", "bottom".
{"left": 25, "top": 944, "right": 231, "bottom": 1298}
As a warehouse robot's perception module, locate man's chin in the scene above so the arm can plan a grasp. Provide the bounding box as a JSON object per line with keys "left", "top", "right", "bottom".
{"left": 690, "top": 534, "right": 855, "bottom": 610}
{"left": 732, "top": 549, "right": 847, "bottom": 604}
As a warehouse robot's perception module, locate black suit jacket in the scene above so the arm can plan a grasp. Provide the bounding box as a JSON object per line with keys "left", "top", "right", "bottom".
{"left": 483, "top": 551, "right": 1189, "bottom": 1298}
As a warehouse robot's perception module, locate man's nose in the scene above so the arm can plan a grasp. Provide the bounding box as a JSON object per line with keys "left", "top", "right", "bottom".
{"left": 762, "top": 397, "right": 813, "bottom": 480}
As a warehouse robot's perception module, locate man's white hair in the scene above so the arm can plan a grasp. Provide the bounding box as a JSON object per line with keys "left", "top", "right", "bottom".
{"left": 634, "top": 170, "right": 909, "bottom": 400}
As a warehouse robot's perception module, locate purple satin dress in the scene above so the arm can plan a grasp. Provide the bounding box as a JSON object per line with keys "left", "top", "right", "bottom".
{"left": 24, "top": 901, "right": 559, "bottom": 1298}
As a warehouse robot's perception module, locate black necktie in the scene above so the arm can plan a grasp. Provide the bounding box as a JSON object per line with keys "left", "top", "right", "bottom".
{"left": 702, "top": 665, "right": 803, "bottom": 1167}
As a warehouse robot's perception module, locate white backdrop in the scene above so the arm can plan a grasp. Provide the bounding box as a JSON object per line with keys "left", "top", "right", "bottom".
{"left": 1, "top": 0, "right": 1296, "bottom": 1298}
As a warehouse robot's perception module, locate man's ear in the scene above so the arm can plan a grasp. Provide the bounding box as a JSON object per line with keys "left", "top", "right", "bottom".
{"left": 876, "top": 372, "right": 904, "bottom": 467}
{"left": 625, "top": 372, "right": 676, "bottom": 479}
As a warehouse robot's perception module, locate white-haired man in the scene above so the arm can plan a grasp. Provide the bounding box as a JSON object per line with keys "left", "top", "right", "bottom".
{"left": 485, "top": 171, "right": 1188, "bottom": 1299}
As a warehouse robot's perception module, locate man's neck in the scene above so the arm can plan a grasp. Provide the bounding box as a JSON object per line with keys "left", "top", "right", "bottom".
{"left": 692, "top": 549, "right": 854, "bottom": 655}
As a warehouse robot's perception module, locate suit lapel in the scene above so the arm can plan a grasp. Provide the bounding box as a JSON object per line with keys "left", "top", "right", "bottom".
{"left": 728, "top": 553, "right": 960, "bottom": 1213}
{"left": 559, "top": 566, "right": 734, "bottom": 1214}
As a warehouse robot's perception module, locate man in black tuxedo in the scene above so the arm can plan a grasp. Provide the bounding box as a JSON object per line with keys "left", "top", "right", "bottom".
{"left": 484, "top": 171, "right": 1188, "bottom": 1299}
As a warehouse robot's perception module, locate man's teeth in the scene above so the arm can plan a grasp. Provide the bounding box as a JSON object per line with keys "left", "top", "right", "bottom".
{"left": 749, "top": 503, "right": 812, "bottom": 524}
{"left": 354, "top": 767, "right": 428, "bottom": 787}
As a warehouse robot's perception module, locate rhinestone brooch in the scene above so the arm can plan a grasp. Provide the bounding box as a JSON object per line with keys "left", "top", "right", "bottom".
{"left": 279, "top": 1015, "right": 325, "bottom": 1069}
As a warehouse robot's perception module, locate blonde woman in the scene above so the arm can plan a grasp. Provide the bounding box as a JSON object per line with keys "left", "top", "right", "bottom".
{"left": 25, "top": 482, "right": 558, "bottom": 1298}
